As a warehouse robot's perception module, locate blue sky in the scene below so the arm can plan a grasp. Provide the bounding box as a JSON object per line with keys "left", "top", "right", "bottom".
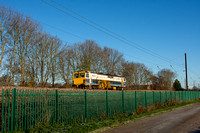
{"left": 1, "top": 0, "right": 200, "bottom": 88}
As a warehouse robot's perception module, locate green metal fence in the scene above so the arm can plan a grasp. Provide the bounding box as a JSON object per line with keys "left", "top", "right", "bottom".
{"left": 0, "top": 88, "right": 200, "bottom": 132}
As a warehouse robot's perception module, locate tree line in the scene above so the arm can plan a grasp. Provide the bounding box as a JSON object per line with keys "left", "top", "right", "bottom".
{"left": 0, "top": 6, "right": 177, "bottom": 90}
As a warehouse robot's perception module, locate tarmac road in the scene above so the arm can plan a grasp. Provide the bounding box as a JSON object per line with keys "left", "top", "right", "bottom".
{"left": 103, "top": 103, "right": 200, "bottom": 133}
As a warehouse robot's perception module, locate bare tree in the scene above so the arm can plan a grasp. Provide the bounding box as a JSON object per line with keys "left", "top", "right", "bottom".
{"left": 102, "top": 47, "right": 123, "bottom": 75}
{"left": 57, "top": 46, "right": 72, "bottom": 86}
{"left": 1, "top": 6, "right": 39, "bottom": 86}
{"left": 49, "top": 36, "right": 62, "bottom": 87}
{"left": 157, "top": 69, "right": 176, "bottom": 90}
{"left": 16, "top": 16, "right": 39, "bottom": 86}
{"left": 122, "top": 62, "right": 136, "bottom": 88}
{"left": 122, "top": 62, "right": 152, "bottom": 89}
{"left": 6, "top": 11, "right": 25, "bottom": 85}
{"left": 0, "top": 6, "right": 11, "bottom": 67}
{"left": 79, "top": 40, "right": 103, "bottom": 72}
{"left": 25, "top": 32, "right": 42, "bottom": 87}
{"left": 37, "top": 33, "right": 51, "bottom": 87}
{"left": 136, "top": 63, "right": 152, "bottom": 85}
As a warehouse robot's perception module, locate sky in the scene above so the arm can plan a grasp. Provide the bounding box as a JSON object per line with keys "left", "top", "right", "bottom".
{"left": 0, "top": 0, "right": 200, "bottom": 88}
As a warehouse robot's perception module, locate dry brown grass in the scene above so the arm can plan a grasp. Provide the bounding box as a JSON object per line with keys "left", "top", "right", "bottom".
{"left": 0, "top": 86, "right": 170, "bottom": 93}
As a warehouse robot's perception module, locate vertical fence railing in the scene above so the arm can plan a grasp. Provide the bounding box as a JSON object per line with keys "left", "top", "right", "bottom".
{"left": 122, "top": 91, "right": 125, "bottom": 113}
{"left": 1, "top": 89, "right": 200, "bottom": 132}
{"left": 84, "top": 91, "right": 87, "bottom": 121}
{"left": 135, "top": 91, "right": 137, "bottom": 111}
{"left": 1, "top": 89, "right": 4, "bottom": 133}
{"left": 106, "top": 91, "right": 108, "bottom": 116}
{"left": 144, "top": 91, "right": 147, "bottom": 108}
{"left": 11, "top": 88, "right": 16, "bottom": 132}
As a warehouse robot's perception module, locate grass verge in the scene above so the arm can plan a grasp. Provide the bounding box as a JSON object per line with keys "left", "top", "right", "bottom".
{"left": 15, "top": 100, "right": 200, "bottom": 133}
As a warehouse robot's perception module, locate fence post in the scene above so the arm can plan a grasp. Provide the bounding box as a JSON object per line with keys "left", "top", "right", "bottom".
{"left": 199, "top": 92, "right": 200, "bottom": 99}
{"left": 192, "top": 91, "right": 194, "bottom": 100}
{"left": 144, "top": 91, "right": 147, "bottom": 109}
{"left": 153, "top": 91, "right": 155, "bottom": 105}
{"left": 84, "top": 91, "right": 87, "bottom": 121}
{"left": 175, "top": 91, "right": 176, "bottom": 102}
{"left": 4, "top": 90, "right": 8, "bottom": 132}
{"left": 160, "top": 91, "right": 162, "bottom": 105}
{"left": 11, "top": 88, "right": 16, "bottom": 131}
{"left": 191, "top": 91, "right": 193, "bottom": 100}
{"left": 185, "top": 91, "right": 187, "bottom": 102}
{"left": 170, "top": 91, "right": 172, "bottom": 103}
{"left": 182, "top": 91, "right": 184, "bottom": 102}
{"left": 189, "top": 91, "right": 190, "bottom": 100}
{"left": 106, "top": 91, "right": 108, "bottom": 116}
{"left": 55, "top": 90, "right": 58, "bottom": 122}
{"left": 8, "top": 90, "right": 11, "bottom": 131}
{"left": 122, "top": 91, "right": 125, "bottom": 113}
{"left": 184, "top": 91, "right": 186, "bottom": 101}
{"left": 25, "top": 90, "right": 27, "bottom": 131}
{"left": 135, "top": 91, "right": 137, "bottom": 111}
{"left": 191, "top": 91, "right": 192, "bottom": 100}
{"left": 1, "top": 89, "right": 4, "bottom": 133}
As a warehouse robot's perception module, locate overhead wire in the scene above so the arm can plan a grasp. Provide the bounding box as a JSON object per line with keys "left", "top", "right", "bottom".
{"left": 49, "top": 0, "right": 184, "bottom": 66}
{"left": 49, "top": 0, "right": 175, "bottom": 64}
{"left": 39, "top": 18, "right": 168, "bottom": 71}
{"left": 170, "top": 65, "right": 177, "bottom": 73}
{"left": 39, "top": 21, "right": 86, "bottom": 40}
{"left": 40, "top": 0, "right": 183, "bottom": 67}
{"left": 40, "top": 20, "right": 176, "bottom": 72}
{"left": 41, "top": 22, "right": 170, "bottom": 74}
{"left": 41, "top": 0, "right": 200, "bottom": 82}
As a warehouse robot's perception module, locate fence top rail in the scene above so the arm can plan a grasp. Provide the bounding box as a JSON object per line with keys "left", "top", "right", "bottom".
{"left": 0, "top": 88, "right": 200, "bottom": 96}
{"left": 59, "top": 94, "right": 84, "bottom": 96}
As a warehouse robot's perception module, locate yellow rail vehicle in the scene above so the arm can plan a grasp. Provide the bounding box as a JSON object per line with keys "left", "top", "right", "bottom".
{"left": 73, "top": 71, "right": 126, "bottom": 90}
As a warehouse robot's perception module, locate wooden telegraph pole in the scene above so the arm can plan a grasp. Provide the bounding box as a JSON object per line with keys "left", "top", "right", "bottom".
{"left": 185, "top": 53, "right": 188, "bottom": 90}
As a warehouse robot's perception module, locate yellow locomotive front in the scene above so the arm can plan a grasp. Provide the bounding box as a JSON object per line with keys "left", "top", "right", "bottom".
{"left": 73, "top": 71, "right": 89, "bottom": 88}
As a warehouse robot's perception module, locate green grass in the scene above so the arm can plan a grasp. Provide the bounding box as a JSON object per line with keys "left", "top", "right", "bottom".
{"left": 15, "top": 99, "right": 200, "bottom": 133}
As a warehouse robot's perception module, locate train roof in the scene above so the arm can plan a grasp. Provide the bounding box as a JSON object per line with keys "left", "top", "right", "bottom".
{"left": 87, "top": 71, "right": 124, "bottom": 78}
{"left": 75, "top": 70, "right": 125, "bottom": 77}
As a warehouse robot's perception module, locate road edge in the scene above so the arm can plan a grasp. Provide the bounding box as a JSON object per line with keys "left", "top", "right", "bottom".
{"left": 90, "top": 101, "right": 200, "bottom": 133}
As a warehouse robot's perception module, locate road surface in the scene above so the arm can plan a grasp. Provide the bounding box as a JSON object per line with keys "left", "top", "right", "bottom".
{"left": 103, "top": 103, "right": 200, "bottom": 133}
